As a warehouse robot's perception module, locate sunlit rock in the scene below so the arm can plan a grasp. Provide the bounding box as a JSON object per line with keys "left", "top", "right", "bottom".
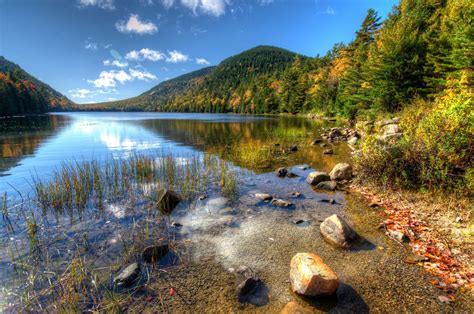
{"left": 306, "top": 171, "right": 330, "bottom": 185}
{"left": 276, "top": 167, "right": 288, "bottom": 177}
{"left": 271, "top": 199, "right": 293, "bottom": 207}
{"left": 329, "top": 163, "right": 353, "bottom": 181}
{"left": 290, "top": 253, "right": 339, "bottom": 296}
{"left": 114, "top": 263, "right": 140, "bottom": 287}
{"left": 280, "top": 301, "right": 311, "bottom": 314}
{"left": 255, "top": 193, "right": 273, "bottom": 201}
{"left": 320, "top": 214, "right": 356, "bottom": 249}
{"left": 316, "top": 180, "right": 337, "bottom": 191}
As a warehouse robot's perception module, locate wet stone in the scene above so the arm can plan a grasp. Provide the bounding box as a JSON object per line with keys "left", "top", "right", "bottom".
{"left": 276, "top": 167, "right": 288, "bottom": 177}
{"left": 142, "top": 244, "right": 169, "bottom": 263}
{"left": 329, "top": 163, "right": 353, "bottom": 181}
{"left": 320, "top": 214, "right": 356, "bottom": 249}
{"left": 316, "top": 180, "right": 337, "bottom": 191}
{"left": 287, "top": 172, "right": 299, "bottom": 178}
{"left": 255, "top": 193, "right": 273, "bottom": 201}
{"left": 171, "top": 221, "right": 183, "bottom": 228}
{"left": 157, "top": 189, "right": 181, "bottom": 214}
{"left": 199, "top": 195, "right": 207, "bottom": 201}
{"left": 114, "top": 263, "right": 140, "bottom": 287}
{"left": 271, "top": 199, "right": 294, "bottom": 208}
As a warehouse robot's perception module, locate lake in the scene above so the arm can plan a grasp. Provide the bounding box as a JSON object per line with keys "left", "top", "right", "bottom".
{"left": 0, "top": 112, "right": 462, "bottom": 312}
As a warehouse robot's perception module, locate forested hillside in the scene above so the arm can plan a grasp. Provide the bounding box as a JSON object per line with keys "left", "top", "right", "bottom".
{"left": 0, "top": 57, "right": 73, "bottom": 116}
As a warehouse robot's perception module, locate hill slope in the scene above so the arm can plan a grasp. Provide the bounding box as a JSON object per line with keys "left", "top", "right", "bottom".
{"left": 0, "top": 57, "right": 73, "bottom": 116}
{"left": 86, "top": 45, "right": 307, "bottom": 113}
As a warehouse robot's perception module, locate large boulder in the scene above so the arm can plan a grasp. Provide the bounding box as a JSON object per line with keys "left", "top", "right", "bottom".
{"left": 320, "top": 215, "right": 356, "bottom": 249}
{"left": 290, "top": 253, "right": 339, "bottom": 296}
{"left": 329, "top": 163, "right": 353, "bottom": 181}
{"left": 306, "top": 171, "right": 330, "bottom": 185}
{"left": 157, "top": 189, "right": 181, "bottom": 214}
{"left": 113, "top": 263, "right": 140, "bottom": 287}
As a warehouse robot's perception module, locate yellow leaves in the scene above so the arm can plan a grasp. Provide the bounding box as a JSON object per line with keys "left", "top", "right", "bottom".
{"left": 244, "top": 89, "right": 252, "bottom": 100}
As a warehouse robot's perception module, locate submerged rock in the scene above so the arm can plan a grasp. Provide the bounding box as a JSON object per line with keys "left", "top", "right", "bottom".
{"left": 271, "top": 199, "right": 293, "bottom": 207}
{"left": 280, "top": 301, "right": 311, "bottom": 314}
{"left": 142, "top": 244, "right": 169, "bottom": 263}
{"left": 114, "top": 263, "right": 140, "bottom": 287}
{"left": 290, "top": 253, "right": 339, "bottom": 296}
{"left": 287, "top": 172, "right": 299, "bottom": 178}
{"left": 320, "top": 214, "right": 356, "bottom": 249}
{"left": 316, "top": 181, "right": 337, "bottom": 191}
{"left": 306, "top": 171, "right": 330, "bottom": 185}
{"left": 237, "top": 277, "right": 260, "bottom": 300}
{"left": 255, "top": 193, "right": 273, "bottom": 201}
{"left": 329, "top": 163, "right": 353, "bottom": 181}
{"left": 276, "top": 167, "right": 288, "bottom": 177}
{"left": 157, "top": 189, "right": 181, "bottom": 214}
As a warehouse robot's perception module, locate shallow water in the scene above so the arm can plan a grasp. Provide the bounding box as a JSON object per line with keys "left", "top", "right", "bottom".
{"left": 0, "top": 112, "right": 467, "bottom": 312}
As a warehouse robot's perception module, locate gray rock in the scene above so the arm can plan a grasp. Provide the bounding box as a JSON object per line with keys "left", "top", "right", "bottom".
{"left": 306, "top": 171, "right": 330, "bottom": 185}
{"left": 329, "top": 163, "right": 353, "bottom": 181}
{"left": 348, "top": 136, "right": 359, "bottom": 145}
{"left": 271, "top": 199, "right": 293, "bottom": 207}
{"left": 255, "top": 193, "right": 272, "bottom": 201}
{"left": 157, "top": 189, "right": 181, "bottom": 214}
{"left": 275, "top": 167, "right": 288, "bottom": 177}
{"left": 316, "top": 180, "right": 337, "bottom": 191}
{"left": 320, "top": 214, "right": 356, "bottom": 249}
{"left": 114, "top": 263, "right": 140, "bottom": 287}
{"left": 142, "top": 244, "right": 169, "bottom": 263}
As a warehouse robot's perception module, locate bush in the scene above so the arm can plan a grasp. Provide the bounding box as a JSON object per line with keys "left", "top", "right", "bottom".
{"left": 355, "top": 91, "right": 473, "bottom": 196}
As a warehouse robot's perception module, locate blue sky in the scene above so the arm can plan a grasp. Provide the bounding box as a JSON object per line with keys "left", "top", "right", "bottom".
{"left": 0, "top": 0, "right": 397, "bottom": 104}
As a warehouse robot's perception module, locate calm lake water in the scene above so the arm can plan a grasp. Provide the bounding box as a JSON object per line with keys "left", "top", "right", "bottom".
{"left": 0, "top": 112, "right": 464, "bottom": 312}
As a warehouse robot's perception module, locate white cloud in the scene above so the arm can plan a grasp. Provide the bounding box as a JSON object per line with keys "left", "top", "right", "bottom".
{"left": 130, "top": 68, "right": 158, "bottom": 81}
{"left": 78, "top": 0, "right": 115, "bottom": 10}
{"left": 196, "top": 58, "right": 210, "bottom": 65}
{"left": 258, "top": 0, "right": 274, "bottom": 5}
{"left": 161, "top": 0, "right": 175, "bottom": 9}
{"left": 88, "top": 70, "right": 132, "bottom": 88}
{"left": 162, "top": 0, "right": 228, "bottom": 16}
{"left": 103, "top": 59, "right": 128, "bottom": 68}
{"left": 317, "top": 6, "right": 336, "bottom": 15}
{"left": 84, "top": 41, "right": 98, "bottom": 50}
{"left": 115, "top": 14, "right": 158, "bottom": 35}
{"left": 108, "top": 97, "right": 117, "bottom": 101}
{"left": 69, "top": 88, "right": 118, "bottom": 99}
{"left": 125, "top": 48, "right": 165, "bottom": 61}
{"left": 69, "top": 88, "right": 92, "bottom": 99}
{"left": 166, "top": 50, "right": 188, "bottom": 63}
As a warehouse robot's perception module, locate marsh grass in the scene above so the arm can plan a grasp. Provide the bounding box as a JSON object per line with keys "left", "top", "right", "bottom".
{"left": 1, "top": 152, "right": 241, "bottom": 312}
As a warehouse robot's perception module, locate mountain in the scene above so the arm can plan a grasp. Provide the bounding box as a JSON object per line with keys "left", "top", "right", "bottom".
{"left": 0, "top": 56, "right": 73, "bottom": 116}
{"left": 84, "top": 45, "right": 308, "bottom": 113}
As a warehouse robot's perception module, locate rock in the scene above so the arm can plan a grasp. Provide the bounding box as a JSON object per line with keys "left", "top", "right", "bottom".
{"left": 255, "top": 193, "right": 273, "bottom": 201}
{"left": 379, "top": 123, "right": 401, "bottom": 142}
{"left": 379, "top": 117, "right": 400, "bottom": 127}
{"left": 199, "top": 195, "right": 207, "bottom": 201}
{"left": 157, "top": 189, "right": 181, "bottom": 214}
{"left": 306, "top": 171, "right": 330, "bottom": 185}
{"left": 142, "top": 244, "right": 169, "bottom": 263}
{"left": 280, "top": 301, "right": 311, "bottom": 314}
{"left": 237, "top": 277, "right": 260, "bottom": 300}
{"left": 405, "top": 254, "right": 429, "bottom": 264}
{"left": 368, "top": 202, "right": 379, "bottom": 208}
{"left": 290, "top": 253, "right": 339, "bottom": 296}
{"left": 311, "top": 139, "right": 323, "bottom": 145}
{"left": 323, "top": 148, "right": 334, "bottom": 155}
{"left": 276, "top": 167, "right": 288, "bottom": 177}
{"left": 292, "top": 219, "right": 306, "bottom": 225}
{"left": 289, "top": 145, "right": 298, "bottom": 152}
{"left": 289, "top": 191, "right": 302, "bottom": 198}
{"left": 114, "top": 263, "right": 140, "bottom": 287}
{"left": 329, "top": 163, "right": 353, "bottom": 181}
{"left": 316, "top": 181, "right": 337, "bottom": 191}
{"left": 171, "top": 221, "right": 182, "bottom": 227}
{"left": 220, "top": 216, "right": 237, "bottom": 227}
{"left": 320, "top": 143, "right": 328, "bottom": 147}
{"left": 320, "top": 215, "right": 356, "bottom": 249}
{"left": 347, "top": 136, "right": 359, "bottom": 145}
{"left": 387, "top": 229, "right": 409, "bottom": 243}
{"left": 287, "top": 172, "right": 299, "bottom": 178}
{"left": 271, "top": 199, "right": 293, "bottom": 207}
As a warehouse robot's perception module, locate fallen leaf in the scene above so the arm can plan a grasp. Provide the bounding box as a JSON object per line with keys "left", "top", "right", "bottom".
{"left": 169, "top": 287, "right": 176, "bottom": 296}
